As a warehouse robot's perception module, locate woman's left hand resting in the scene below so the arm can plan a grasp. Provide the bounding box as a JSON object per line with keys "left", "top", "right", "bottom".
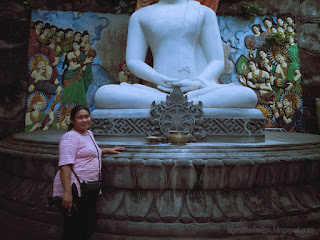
{"left": 101, "top": 147, "right": 125, "bottom": 155}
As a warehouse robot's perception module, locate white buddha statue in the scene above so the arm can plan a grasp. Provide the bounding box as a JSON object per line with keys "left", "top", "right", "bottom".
{"left": 95, "top": 0, "right": 257, "bottom": 109}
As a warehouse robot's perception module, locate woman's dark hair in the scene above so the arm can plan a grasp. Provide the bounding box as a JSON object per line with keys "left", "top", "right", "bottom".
{"left": 67, "top": 105, "right": 90, "bottom": 131}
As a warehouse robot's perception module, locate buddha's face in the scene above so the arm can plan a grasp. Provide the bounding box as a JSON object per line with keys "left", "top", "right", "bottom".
{"left": 275, "top": 54, "right": 285, "bottom": 64}
{"left": 37, "top": 61, "right": 46, "bottom": 70}
{"left": 283, "top": 99, "right": 292, "bottom": 109}
{"left": 33, "top": 101, "right": 43, "bottom": 111}
{"left": 51, "top": 27, "right": 56, "bottom": 33}
{"left": 271, "top": 27, "right": 277, "bottom": 34}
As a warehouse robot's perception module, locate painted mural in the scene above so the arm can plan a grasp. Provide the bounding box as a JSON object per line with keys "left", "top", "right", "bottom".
{"left": 26, "top": 10, "right": 129, "bottom": 131}
{"left": 219, "top": 15, "right": 305, "bottom": 133}
{"left": 26, "top": 10, "right": 304, "bottom": 133}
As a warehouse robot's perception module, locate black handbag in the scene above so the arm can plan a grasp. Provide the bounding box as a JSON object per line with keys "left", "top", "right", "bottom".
{"left": 70, "top": 131, "right": 102, "bottom": 198}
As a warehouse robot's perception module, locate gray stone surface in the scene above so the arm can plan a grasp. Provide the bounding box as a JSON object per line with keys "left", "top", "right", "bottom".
{"left": 300, "top": 0, "right": 320, "bottom": 18}
{"left": 0, "top": 130, "right": 320, "bottom": 238}
{"left": 298, "top": 23, "right": 320, "bottom": 54}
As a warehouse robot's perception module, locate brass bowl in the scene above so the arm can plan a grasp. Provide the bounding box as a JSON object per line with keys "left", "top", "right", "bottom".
{"left": 168, "top": 131, "right": 190, "bottom": 144}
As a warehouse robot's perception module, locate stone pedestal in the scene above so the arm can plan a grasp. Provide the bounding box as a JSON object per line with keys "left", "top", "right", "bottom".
{"left": 0, "top": 130, "right": 320, "bottom": 239}
{"left": 91, "top": 108, "right": 265, "bottom": 143}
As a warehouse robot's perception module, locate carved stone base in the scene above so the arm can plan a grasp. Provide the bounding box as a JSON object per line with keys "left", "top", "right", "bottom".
{"left": 91, "top": 108, "right": 265, "bottom": 143}
{"left": 0, "top": 130, "right": 320, "bottom": 239}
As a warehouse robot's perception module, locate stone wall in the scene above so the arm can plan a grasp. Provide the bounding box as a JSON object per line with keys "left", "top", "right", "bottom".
{"left": 0, "top": 0, "right": 319, "bottom": 139}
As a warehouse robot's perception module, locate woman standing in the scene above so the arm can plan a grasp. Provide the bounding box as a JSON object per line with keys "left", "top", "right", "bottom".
{"left": 52, "top": 105, "right": 124, "bottom": 239}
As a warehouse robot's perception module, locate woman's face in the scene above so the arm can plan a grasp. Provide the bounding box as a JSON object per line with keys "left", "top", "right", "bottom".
{"left": 71, "top": 109, "right": 91, "bottom": 133}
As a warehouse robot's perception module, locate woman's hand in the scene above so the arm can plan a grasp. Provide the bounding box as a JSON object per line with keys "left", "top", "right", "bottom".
{"left": 62, "top": 191, "right": 73, "bottom": 212}
{"left": 102, "top": 147, "right": 125, "bottom": 155}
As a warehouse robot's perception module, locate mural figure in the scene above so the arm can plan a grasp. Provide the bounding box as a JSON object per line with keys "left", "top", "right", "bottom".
{"left": 62, "top": 41, "right": 93, "bottom": 106}
{"left": 273, "top": 50, "right": 302, "bottom": 98}
{"left": 271, "top": 92, "right": 305, "bottom": 132}
{"left": 56, "top": 104, "right": 74, "bottom": 129}
{"left": 236, "top": 15, "right": 304, "bottom": 132}
{"left": 80, "top": 30, "right": 95, "bottom": 92}
{"left": 263, "top": 16, "right": 275, "bottom": 35}
{"left": 26, "top": 10, "right": 109, "bottom": 132}
{"left": 28, "top": 54, "right": 62, "bottom": 96}
{"left": 25, "top": 93, "right": 55, "bottom": 132}
{"left": 239, "top": 59, "right": 272, "bottom": 96}
{"left": 258, "top": 48, "right": 272, "bottom": 73}
{"left": 251, "top": 24, "right": 264, "bottom": 37}
{"left": 28, "top": 20, "right": 43, "bottom": 58}
{"left": 62, "top": 28, "right": 74, "bottom": 55}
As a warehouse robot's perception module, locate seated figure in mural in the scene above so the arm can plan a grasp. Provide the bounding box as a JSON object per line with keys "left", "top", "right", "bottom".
{"left": 270, "top": 92, "right": 305, "bottom": 132}
{"left": 239, "top": 59, "right": 272, "bottom": 96}
{"left": 95, "top": 0, "right": 257, "bottom": 109}
{"left": 29, "top": 54, "right": 62, "bottom": 96}
{"left": 25, "top": 93, "right": 55, "bottom": 132}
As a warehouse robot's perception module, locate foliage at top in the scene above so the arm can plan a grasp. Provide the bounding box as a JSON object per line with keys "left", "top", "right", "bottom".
{"left": 114, "top": 0, "right": 136, "bottom": 14}
{"left": 240, "top": 2, "right": 262, "bottom": 22}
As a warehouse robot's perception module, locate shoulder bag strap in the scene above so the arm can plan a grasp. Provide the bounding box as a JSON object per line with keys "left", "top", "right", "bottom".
{"left": 87, "top": 130, "right": 101, "bottom": 181}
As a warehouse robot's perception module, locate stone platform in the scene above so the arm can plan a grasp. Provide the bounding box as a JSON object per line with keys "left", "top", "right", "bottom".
{"left": 0, "top": 130, "right": 320, "bottom": 239}
{"left": 91, "top": 108, "right": 266, "bottom": 143}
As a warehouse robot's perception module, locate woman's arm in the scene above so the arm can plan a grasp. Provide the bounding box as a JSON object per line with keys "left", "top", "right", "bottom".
{"left": 60, "top": 165, "right": 73, "bottom": 212}
{"left": 101, "top": 147, "right": 125, "bottom": 155}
